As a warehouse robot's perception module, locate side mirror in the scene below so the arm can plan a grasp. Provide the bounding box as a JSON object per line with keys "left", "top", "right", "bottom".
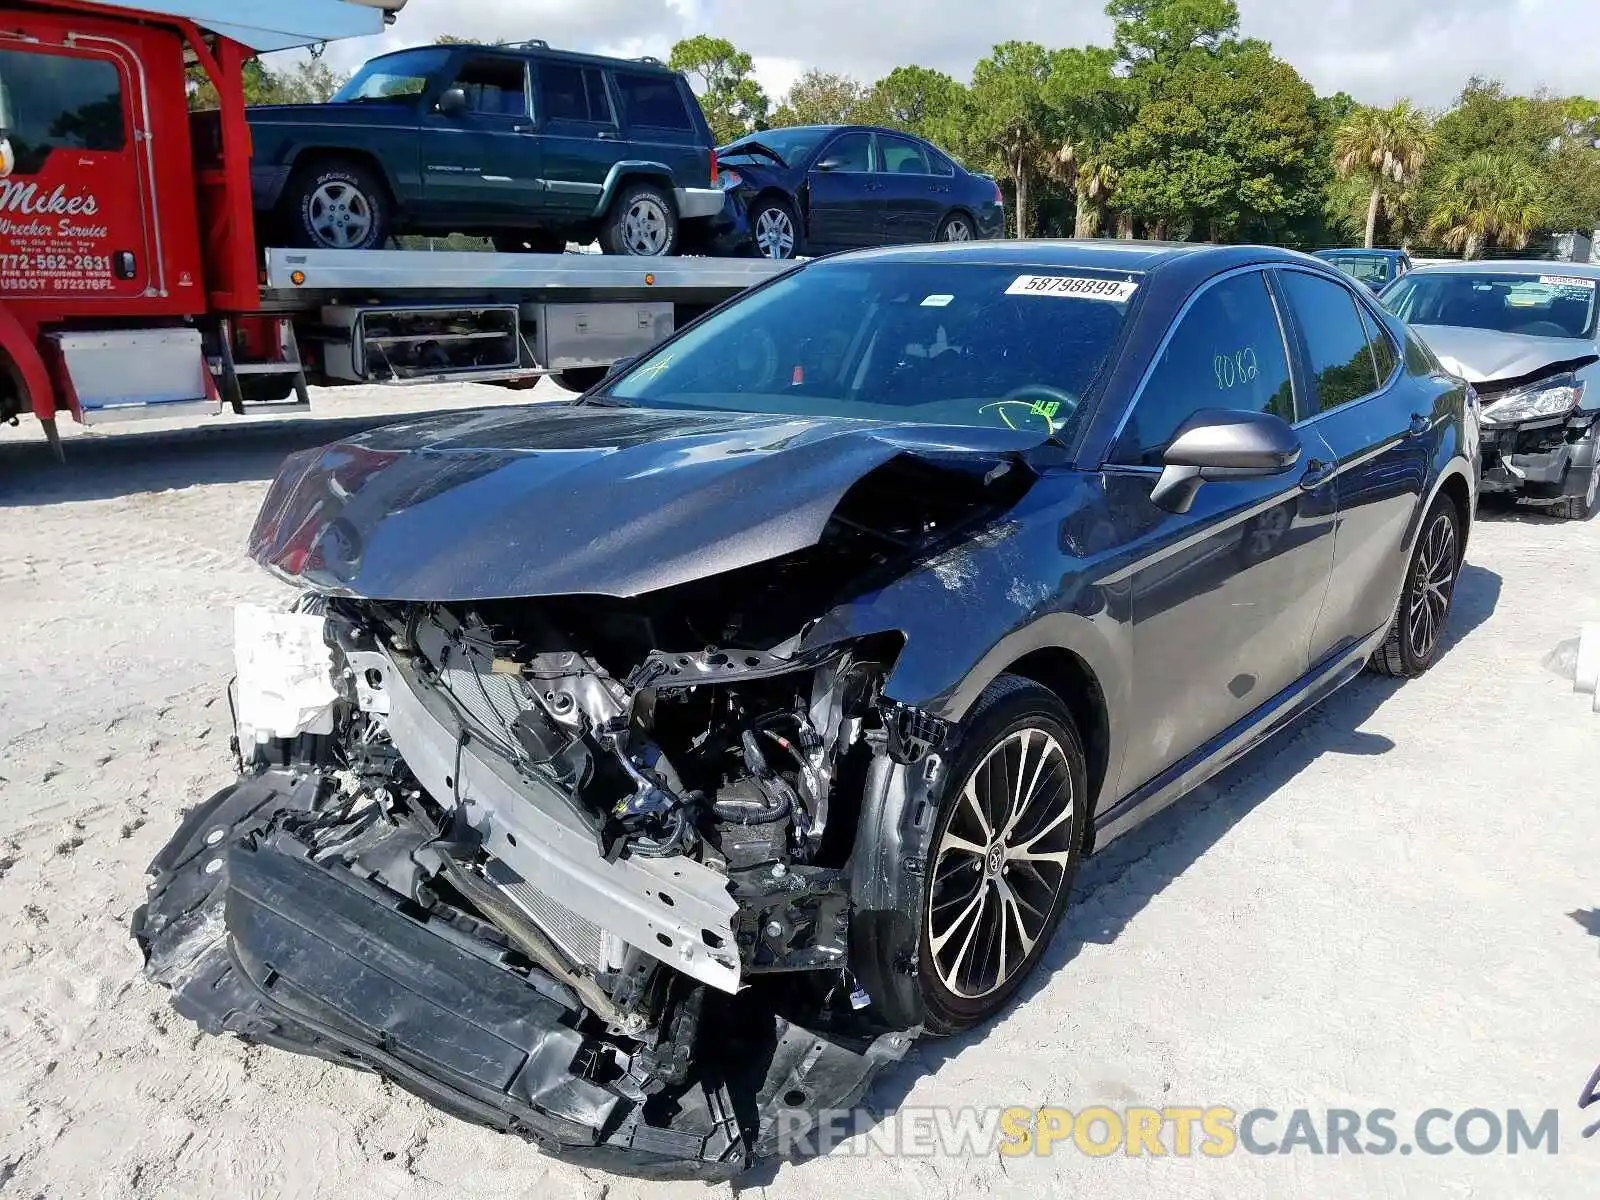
{"left": 437, "top": 87, "right": 468, "bottom": 116}
{"left": 605, "top": 354, "right": 638, "bottom": 380}
{"left": 1150, "top": 408, "right": 1302, "bottom": 514}
{"left": 815, "top": 156, "right": 844, "bottom": 173}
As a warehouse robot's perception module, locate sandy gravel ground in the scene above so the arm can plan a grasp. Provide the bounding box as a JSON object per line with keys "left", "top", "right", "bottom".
{"left": 1, "top": 389, "right": 1597, "bottom": 1199}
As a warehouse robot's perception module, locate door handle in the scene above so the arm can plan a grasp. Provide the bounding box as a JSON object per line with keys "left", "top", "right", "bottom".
{"left": 1407, "top": 413, "right": 1432, "bottom": 437}
{"left": 1300, "top": 458, "right": 1335, "bottom": 490}
{"left": 596, "top": 129, "right": 618, "bottom": 139}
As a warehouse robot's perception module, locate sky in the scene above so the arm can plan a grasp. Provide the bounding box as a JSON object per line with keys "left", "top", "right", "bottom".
{"left": 295, "top": 0, "right": 1600, "bottom": 110}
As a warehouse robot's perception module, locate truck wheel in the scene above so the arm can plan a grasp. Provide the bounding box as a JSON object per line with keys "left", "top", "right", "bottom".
{"left": 599, "top": 182, "right": 678, "bottom": 257}
{"left": 553, "top": 366, "right": 607, "bottom": 393}
{"left": 285, "top": 159, "right": 391, "bottom": 251}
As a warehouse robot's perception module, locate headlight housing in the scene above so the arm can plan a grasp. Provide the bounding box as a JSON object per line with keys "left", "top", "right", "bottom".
{"left": 1480, "top": 375, "right": 1586, "bottom": 425}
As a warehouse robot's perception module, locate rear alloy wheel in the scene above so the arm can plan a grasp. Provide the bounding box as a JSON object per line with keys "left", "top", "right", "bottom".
{"left": 1370, "top": 496, "right": 1463, "bottom": 678}
{"left": 919, "top": 677, "right": 1086, "bottom": 1035}
{"left": 938, "top": 213, "right": 976, "bottom": 242}
{"left": 599, "top": 182, "right": 679, "bottom": 257}
{"left": 749, "top": 197, "right": 800, "bottom": 259}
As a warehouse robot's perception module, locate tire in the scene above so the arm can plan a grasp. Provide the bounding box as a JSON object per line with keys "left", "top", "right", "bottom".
{"left": 553, "top": 366, "right": 607, "bottom": 393}
{"left": 937, "top": 212, "right": 976, "bottom": 242}
{"left": 748, "top": 195, "right": 801, "bottom": 259}
{"left": 493, "top": 230, "right": 569, "bottom": 254}
{"left": 1546, "top": 454, "right": 1599, "bottom": 521}
{"left": 918, "top": 675, "right": 1087, "bottom": 1036}
{"left": 284, "top": 158, "right": 391, "bottom": 251}
{"left": 598, "top": 181, "right": 678, "bottom": 257}
{"left": 1369, "top": 495, "right": 1464, "bottom": 678}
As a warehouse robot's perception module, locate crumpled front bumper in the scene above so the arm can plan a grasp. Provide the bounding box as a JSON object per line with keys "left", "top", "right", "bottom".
{"left": 1478, "top": 412, "right": 1599, "bottom": 497}
{"left": 132, "top": 771, "right": 913, "bottom": 1180}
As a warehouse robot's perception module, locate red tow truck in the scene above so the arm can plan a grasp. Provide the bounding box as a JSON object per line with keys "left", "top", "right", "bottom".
{"left": 0, "top": 0, "right": 784, "bottom": 459}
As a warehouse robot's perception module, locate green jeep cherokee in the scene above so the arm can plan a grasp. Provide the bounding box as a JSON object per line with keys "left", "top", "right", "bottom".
{"left": 247, "top": 41, "right": 725, "bottom": 256}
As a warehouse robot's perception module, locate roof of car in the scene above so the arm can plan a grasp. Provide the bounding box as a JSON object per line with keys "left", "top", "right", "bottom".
{"left": 822, "top": 239, "right": 1325, "bottom": 277}
{"left": 1406, "top": 259, "right": 1600, "bottom": 278}
{"left": 369, "top": 43, "right": 680, "bottom": 73}
{"left": 1315, "top": 248, "right": 1409, "bottom": 259}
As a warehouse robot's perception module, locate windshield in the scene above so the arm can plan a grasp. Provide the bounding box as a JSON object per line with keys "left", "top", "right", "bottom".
{"left": 1383, "top": 272, "right": 1598, "bottom": 339}
{"left": 331, "top": 48, "right": 449, "bottom": 103}
{"left": 604, "top": 261, "right": 1138, "bottom": 439}
{"left": 720, "top": 126, "right": 833, "bottom": 164}
{"left": 1327, "top": 254, "right": 1394, "bottom": 286}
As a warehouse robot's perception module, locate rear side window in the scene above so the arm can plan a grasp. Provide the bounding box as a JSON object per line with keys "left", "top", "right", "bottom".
{"left": 0, "top": 48, "right": 125, "bottom": 175}
{"left": 1113, "top": 270, "right": 1295, "bottom": 466}
{"left": 1277, "top": 271, "right": 1380, "bottom": 415}
{"left": 879, "top": 135, "right": 929, "bottom": 174}
{"left": 539, "top": 63, "right": 614, "bottom": 124}
{"left": 1360, "top": 305, "right": 1399, "bottom": 383}
{"left": 928, "top": 151, "right": 957, "bottom": 178}
{"left": 614, "top": 71, "right": 693, "bottom": 130}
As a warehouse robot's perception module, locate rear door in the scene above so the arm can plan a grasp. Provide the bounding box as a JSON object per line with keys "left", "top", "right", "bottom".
{"left": 535, "top": 60, "right": 620, "bottom": 214}
{"left": 805, "top": 130, "right": 877, "bottom": 250}
{"left": 1272, "top": 267, "right": 1432, "bottom": 660}
{"left": 0, "top": 37, "right": 152, "bottom": 303}
{"left": 873, "top": 133, "right": 945, "bottom": 243}
{"left": 418, "top": 53, "right": 542, "bottom": 224}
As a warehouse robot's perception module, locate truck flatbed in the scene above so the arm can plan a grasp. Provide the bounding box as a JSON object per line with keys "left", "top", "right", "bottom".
{"left": 260, "top": 248, "right": 799, "bottom": 309}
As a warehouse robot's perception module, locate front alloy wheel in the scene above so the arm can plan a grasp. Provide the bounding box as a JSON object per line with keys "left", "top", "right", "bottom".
{"left": 919, "top": 677, "right": 1086, "bottom": 1034}
{"left": 752, "top": 203, "right": 798, "bottom": 259}
{"left": 1370, "top": 496, "right": 1462, "bottom": 677}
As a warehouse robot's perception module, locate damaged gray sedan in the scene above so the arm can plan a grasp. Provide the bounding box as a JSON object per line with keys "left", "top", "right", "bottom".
{"left": 134, "top": 242, "right": 1478, "bottom": 1179}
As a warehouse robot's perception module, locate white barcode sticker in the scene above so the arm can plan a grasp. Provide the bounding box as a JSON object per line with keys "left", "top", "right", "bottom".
{"left": 1006, "top": 274, "right": 1138, "bottom": 302}
{"left": 1539, "top": 275, "right": 1596, "bottom": 290}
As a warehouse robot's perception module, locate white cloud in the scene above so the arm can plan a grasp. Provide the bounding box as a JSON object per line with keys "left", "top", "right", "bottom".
{"left": 284, "top": 0, "right": 1600, "bottom": 109}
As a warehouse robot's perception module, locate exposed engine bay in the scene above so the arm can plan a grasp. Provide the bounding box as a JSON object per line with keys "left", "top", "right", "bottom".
{"left": 131, "top": 404, "right": 1058, "bottom": 1177}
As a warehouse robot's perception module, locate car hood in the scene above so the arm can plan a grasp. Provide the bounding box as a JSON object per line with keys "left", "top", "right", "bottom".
{"left": 247, "top": 404, "right": 1045, "bottom": 601}
{"left": 1412, "top": 324, "right": 1597, "bottom": 384}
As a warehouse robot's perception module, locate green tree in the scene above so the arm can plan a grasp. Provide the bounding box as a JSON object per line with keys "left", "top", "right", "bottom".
{"left": 667, "top": 35, "right": 769, "bottom": 144}
{"left": 1108, "top": 40, "right": 1323, "bottom": 242}
{"left": 187, "top": 55, "right": 347, "bottom": 109}
{"left": 964, "top": 42, "right": 1062, "bottom": 237}
{"left": 1108, "top": 0, "right": 1242, "bottom": 77}
{"left": 1426, "top": 152, "right": 1546, "bottom": 258}
{"left": 863, "top": 65, "right": 964, "bottom": 142}
{"left": 770, "top": 69, "right": 871, "bottom": 127}
{"left": 1333, "top": 101, "right": 1433, "bottom": 248}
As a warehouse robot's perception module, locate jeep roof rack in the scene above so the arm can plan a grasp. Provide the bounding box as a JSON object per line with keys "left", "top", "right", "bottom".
{"left": 635, "top": 55, "right": 663, "bottom": 65}
{"left": 513, "top": 38, "right": 549, "bottom": 49}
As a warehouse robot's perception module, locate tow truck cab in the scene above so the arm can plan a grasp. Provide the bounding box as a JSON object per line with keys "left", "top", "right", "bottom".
{"left": 0, "top": 1, "right": 784, "bottom": 461}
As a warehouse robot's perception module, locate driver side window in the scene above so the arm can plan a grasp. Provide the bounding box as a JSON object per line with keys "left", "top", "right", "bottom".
{"left": 1112, "top": 271, "right": 1296, "bottom": 467}
{"left": 821, "top": 132, "right": 873, "bottom": 172}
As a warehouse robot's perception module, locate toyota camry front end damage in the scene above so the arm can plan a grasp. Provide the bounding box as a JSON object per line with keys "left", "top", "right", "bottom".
{"left": 132, "top": 405, "right": 1044, "bottom": 1179}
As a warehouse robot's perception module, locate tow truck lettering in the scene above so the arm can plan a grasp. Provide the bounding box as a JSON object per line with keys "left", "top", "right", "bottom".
{"left": 0, "top": 180, "right": 101, "bottom": 217}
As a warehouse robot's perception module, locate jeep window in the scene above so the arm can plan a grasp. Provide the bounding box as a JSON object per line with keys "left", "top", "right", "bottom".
{"left": 448, "top": 56, "right": 529, "bottom": 118}
{"left": 0, "top": 48, "right": 125, "bottom": 175}
{"left": 333, "top": 48, "right": 449, "bottom": 103}
{"left": 539, "top": 64, "right": 614, "bottom": 124}
{"left": 614, "top": 71, "right": 693, "bottom": 130}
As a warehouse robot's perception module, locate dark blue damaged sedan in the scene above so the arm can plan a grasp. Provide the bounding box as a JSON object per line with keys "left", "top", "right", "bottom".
{"left": 136, "top": 241, "right": 1477, "bottom": 1181}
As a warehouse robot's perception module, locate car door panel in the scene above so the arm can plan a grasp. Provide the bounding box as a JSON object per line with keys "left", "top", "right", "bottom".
{"left": 1103, "top": 269, "right": 1338, "bottom": 797}
{"left": 418, "top": 55, "right": 541, "bottom": 225}
{"left": 874, "top": 134, "right": 943, "bottom": 242}
{"left": 804, "top": 131, "right": 877, "bottom": 250}
{"left": 536, "top": 61, "right": 619, "bottom": 214}
{"left": 1273, "top": 268, "right": 1430, "bottom": 660}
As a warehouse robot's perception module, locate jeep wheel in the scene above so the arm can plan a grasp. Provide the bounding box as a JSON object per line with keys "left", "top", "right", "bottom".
{"left": 599, "top": 182, "right": 678, "bottom": 257}
{"left": 285, "top": 159, "right": 390, "bottom": 251}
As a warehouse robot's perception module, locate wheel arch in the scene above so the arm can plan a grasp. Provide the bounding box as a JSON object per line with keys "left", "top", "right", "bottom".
{"left": 593, "top": 162, "right": 679, "bottom": 218}
{"left": 285, "top": 146, "right": 400, "bottom": 210}
{"left": 0, "top": 309, "right": 54, "bottom": 422}
{"left": 999, "top": 647, "right": 1111, "bottom": 834}
{"left": 940, "top": 206, "right": 978, "bottom": 234}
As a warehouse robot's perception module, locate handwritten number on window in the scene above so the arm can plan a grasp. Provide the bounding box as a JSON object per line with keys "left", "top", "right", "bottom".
{"left": 1214, "top": 346, "right": 1259, "bottom": 390}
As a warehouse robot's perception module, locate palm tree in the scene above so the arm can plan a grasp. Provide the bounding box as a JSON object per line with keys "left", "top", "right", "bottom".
{"left": 1051, "top": 144, "right": 1119, "bottom": 237}
{"left": 1334, "top": 101, "right": 1432, "bottom": 248}
{"left": 1426, "top": 153, "right": 1547, "bottom": 260}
